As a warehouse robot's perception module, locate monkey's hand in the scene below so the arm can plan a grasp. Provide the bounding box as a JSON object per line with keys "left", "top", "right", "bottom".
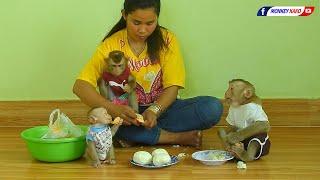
{"left": 218, "top": 128, "right": 231, "bottom": 150}
{"left": 123, "top": 84, "right": 132, "bottom": 93}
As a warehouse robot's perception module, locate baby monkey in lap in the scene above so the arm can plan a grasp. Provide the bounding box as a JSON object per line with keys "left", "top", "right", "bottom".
{"left": 218, "top": 79, "right": 271, "bottom": 162}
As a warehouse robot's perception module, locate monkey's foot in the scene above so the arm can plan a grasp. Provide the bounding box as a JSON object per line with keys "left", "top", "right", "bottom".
{"left": 91, "top": 161, "right": 102, "bottom": 168}
{"left": 230, "top": 145, "right": 251, "bottom": 162}
{"left": 102, "top": 159, "right": 116, "bottom": 165}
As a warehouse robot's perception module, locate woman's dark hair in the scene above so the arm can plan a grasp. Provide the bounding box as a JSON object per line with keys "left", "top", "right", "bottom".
{"left": 103, "top": 0, "right": 166, "bottom": 63}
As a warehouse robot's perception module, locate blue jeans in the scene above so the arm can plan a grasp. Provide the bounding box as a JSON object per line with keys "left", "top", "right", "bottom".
{"left": 115, "top": 96, "right": 223, "bottom": 145}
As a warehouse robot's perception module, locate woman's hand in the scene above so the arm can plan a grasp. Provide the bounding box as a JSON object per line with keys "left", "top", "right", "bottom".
{"left": 107, "top": 104, "right": 138, "bottom": 126}
{"left": 142, "top": 109, "right": 158, "bottom": 129}
{"left": 138, "top": 86, "right": 179, "bottom": 129}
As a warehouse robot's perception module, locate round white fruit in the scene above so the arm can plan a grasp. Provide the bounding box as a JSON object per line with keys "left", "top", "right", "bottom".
{"left": 152, "top": 153, "right": 171, "bottom": 166}
{"left": 132, "top": 151, "right": 152, "bottom": 165}
{"left": 151, "top": 148, "right": 169, "bottom": 156}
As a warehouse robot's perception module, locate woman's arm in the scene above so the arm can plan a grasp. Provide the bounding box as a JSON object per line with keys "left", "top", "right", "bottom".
{"left": 142, "top": 31, "right": 184, "bottom": 128}
{"left": 73, "top": 79, "right": 138, "bottom": 126}
{"left": 155, "top": 85, "right": 179, "bottom": 112}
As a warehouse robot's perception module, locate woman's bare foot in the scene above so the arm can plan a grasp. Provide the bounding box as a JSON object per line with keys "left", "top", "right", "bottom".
{"left": 113, "top": 139, "right": 136, "bottom": 148}
{"left": 158, "top": 130, "right": 202, "bottom": 148}
{"left": 118, "top": 139, "right": 136, "bottom": 148}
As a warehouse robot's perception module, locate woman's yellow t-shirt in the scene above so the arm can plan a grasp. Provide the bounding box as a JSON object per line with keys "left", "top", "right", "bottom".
{"left": 77, "top": 28, "right": 185, "bottom": 105}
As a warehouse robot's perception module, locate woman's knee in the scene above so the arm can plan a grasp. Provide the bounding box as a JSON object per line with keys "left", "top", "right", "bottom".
{"left": 196, "top": 96, "right": 223, "bottom": 127}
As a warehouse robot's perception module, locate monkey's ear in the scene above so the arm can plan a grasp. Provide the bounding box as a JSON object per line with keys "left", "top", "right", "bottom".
{"left": 244, "top": 89, "right": 253, "bottom": 99}
{"left": 88, "top": 115, "right": 97, "bottom": 123}
{"left": 121, "top": 10, "right": 127, "bottom": 21}
{"left": 104, "top": 57, "right": 109, "bottom": 63}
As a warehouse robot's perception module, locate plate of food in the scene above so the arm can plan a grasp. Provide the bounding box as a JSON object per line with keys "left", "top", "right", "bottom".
{"left": 130, "top": 155, "right": 179, "bottom": 168}
{"left": 192, "top": 150, "right": 234, "bottom": 166}
{"left": 130, "top": 149, "right": 179, "bottom": 168}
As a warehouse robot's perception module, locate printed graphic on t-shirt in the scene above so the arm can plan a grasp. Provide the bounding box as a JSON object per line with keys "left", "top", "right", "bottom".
{"left": 128, "top": 57, "right": 163, "bottom": 105}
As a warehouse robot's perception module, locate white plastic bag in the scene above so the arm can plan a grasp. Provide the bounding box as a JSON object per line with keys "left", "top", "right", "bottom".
{"left": 41, "top": 109, "right": 82, "bottom": 139}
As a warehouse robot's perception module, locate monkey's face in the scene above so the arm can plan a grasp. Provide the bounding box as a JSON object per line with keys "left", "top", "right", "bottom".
{"left": 108, "top": 58, "right": 126, "bottom": 76}
{"left": 89, "top": 107, "right": 112, "bottom": 124}
{"left": 224, "top": 82, "right": 247, "bottom": 107}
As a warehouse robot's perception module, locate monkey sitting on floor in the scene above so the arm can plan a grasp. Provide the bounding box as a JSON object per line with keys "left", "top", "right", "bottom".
{"left": 99, "top": 50, "right": 138, "bottom": 112}
{"left": 218, "top": 79, "right": 271, "bottom": 162}
{"left": 85, "top": 107, "right": 123, "bottom": 168}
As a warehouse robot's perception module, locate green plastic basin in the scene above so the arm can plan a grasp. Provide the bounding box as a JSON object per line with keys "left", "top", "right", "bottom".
{"left": 21, "top": 125, "right": 88, "bottom": 162}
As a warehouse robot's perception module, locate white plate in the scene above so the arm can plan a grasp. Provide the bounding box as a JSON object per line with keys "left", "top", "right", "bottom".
{"left": 192, "top": 150, "right": 234, "bottom": 165}
{"left": 130, "top": 155, "right": 179, "bottom": 168}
